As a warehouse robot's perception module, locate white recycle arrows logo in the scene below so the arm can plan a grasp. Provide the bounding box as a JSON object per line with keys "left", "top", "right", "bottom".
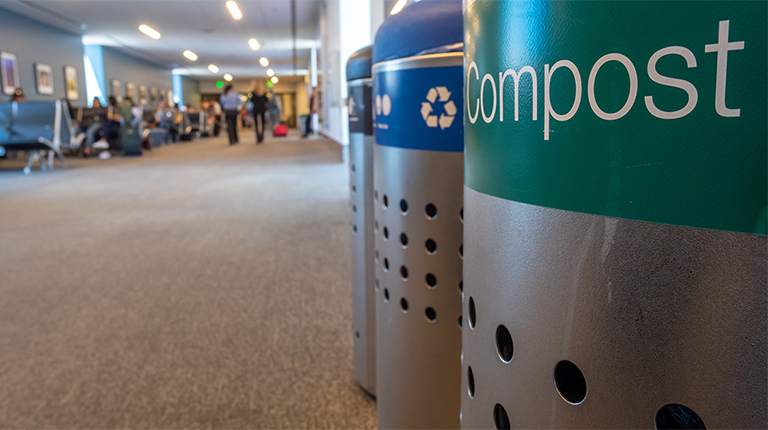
{"left": 421, "top": 86, "right": 456, "bottom": 130}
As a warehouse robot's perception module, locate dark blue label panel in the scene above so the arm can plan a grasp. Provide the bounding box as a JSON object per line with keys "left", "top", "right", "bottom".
{"left": 374, "top": 65, "right": 463, "bottom": 152}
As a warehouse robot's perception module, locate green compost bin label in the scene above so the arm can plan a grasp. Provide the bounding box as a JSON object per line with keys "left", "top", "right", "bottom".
{"left": 464, "top": 1, "right": 767, "bottom": 235}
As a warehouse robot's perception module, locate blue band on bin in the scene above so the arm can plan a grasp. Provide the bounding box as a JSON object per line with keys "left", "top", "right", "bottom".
{"left": 372, "top": 0, "right": 462, "bottom": 64}
{"left": 374, "top": 64, "right": 463, "bottom": 153}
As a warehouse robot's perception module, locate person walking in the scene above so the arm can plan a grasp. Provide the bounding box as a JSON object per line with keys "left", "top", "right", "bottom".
{"left": 302, "top": 87, "right": 316, "bottom": 138}
{"left": 251, "top": 81, "right": 268, "bottom": 144}
{"left": 220, "top": 84, "right": 240, "bottom": 145}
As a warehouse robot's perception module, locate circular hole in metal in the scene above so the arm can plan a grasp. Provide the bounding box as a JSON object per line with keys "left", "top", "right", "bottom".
{"left": 400, "top": 199, "right": 408, "bottom": 214}
{"left": 374, "top": 220, "right": 379, "bottom": 232}
{"left": 352, "top": 185, "right": 356, "bottom": 192}
{"left": 400, "top": 233, "right": 408, "bottom": 248}
{"left": 655, "top": 404, "right": 706, "bottom": 430}
{"left": 459, "top": 280, "right": 463, "bottom": 292}
{"left": 400, "top": 265, "right": 408, "bottom": 281}
{"left": 374, "top": 190, "right": 378, "bottom": 201}
{"left": 352, "top": 225, "right": 357, "bottom": 233}
{"left": 460, "top": 207, "right": 464, "bottom": 222}
{"left": 383, "top": 258, "right": 389, "bottom": 272}
{"left": 425, "top": 203, "right": 438, "bottom": 219}
{"left": 355, "top": 331, "right": 360, "bottom": 338}
{"left": 425, "top": 239, "right": 437, "bottom": 255}
{"left": 383, "top": 194, "right": 389, "bottom": 209}
{"left": 383, "top": 226, "right": 389, "bottom": 241}
{"left": 400, "top": 298, "right": 408, "bottom": 313}
{"left": 425, "top": 273, "right": 437, "bottom": 289}
{"left": 496, "top": 325, "right": 514, "bottom": 362}
{"left": 375, "top": 279, "right": 380, "bottom": 291}
{"left": 351, "top": 163, "right": 355, "bottom": 172}
{"left": 375, "top": 250, "right": 379, "bottom": 262}
{"left": 467, "top": 366, "right": 475, "bottom": 398}
{"left": 383, "top": 288, "right": 389, "bottom": 302}
{"left": 468, "top": 297, "right": 476, "bottom": 329}
{"left": 458, "top": 315, "right": 462, "bottom": 327}
{"left": 425, "top": 307, "right": 436, "bottom": 322}
{"left": 459, "top": 244, "right": 463, "bottom": 259}
{"left": 554, "top": 360, "right": 587, "bottom": 405}
{"left": 352, "top": 204, "right": 357, "bottom": 213}
{"left": 493, "top": 404, "right": 510, "bottom": 430}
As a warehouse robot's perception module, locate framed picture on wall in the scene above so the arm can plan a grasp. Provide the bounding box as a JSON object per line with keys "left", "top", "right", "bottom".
{"left": 150, "top": 87, "right": 157, "bottom": 104}
{"left": 1, "top": 52, "right": 20, "bottom": 95}
{"left": 111, "top": 79, "right": 122, "bottom": 101}
{"left": 139, "top": 85, "right": 147, "bottom": 105}
{"left": 125, "top": 82, "right": 136, "bottom": 101}
{"left": 35, "top": 63, "right": 54, "bottom": 95}
{"left": 63, "top": 66, "right": 79, "bottom": 100}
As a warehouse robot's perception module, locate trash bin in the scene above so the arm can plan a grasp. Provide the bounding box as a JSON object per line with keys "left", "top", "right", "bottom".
{"left": 372, "top": 0, "right": 464, "bottom": 428}
{"left": 346, "top": 45, "right": 376, "bottom": 397}
{"left": 462, "top": 1, "right": 767, "bottom": 428}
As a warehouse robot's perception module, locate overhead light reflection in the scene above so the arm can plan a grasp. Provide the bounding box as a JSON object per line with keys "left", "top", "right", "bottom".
{"left": 266, "top": 68, "right": 275, "bottom": 77}
{"left": 139, "top": 24, "right": 161, "bottom": 39}
{"left": 224, "top": 73, "right": 233, "bottom": 81}
{"left": 226, "top": 1, "right": 243, "bottom": 20}
{"left": 390, "top": 0, "right": 407, "bottom": 15}
{"left": 249, "top": 38, "right": 260, "bottom": 51}
{"left": 208, "top": 64, "right": 219, "bottom": 73}
{"left": 271, "top": 76, "right": 278, "bottom": 84}
{"left": 259, "top": 57, "right": 269, "bottom": 67}
{"left": 183, "top": 50, "right": 198, "bottom": 61}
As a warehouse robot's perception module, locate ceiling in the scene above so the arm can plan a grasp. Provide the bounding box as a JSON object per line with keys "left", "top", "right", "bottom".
{"left": 0, "top": 0, "right": 323, "bottom": 79}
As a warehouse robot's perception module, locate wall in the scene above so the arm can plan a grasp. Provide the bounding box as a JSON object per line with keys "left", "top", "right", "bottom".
{"left": 181, "top": 76, "right": 201, "bottom": 109}
{"left": 102, "top": 47, "right": 172, "bottom": 106}
{"left": 0, "top": 8, "right": 87, "bottom": 103}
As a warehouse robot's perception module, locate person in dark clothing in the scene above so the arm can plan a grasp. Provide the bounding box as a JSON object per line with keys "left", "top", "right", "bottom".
{"left": 102, "top": 96, "right": 122, "bottom": 149}
{"left": 220, "top": 85, "right": 240, "bottom": 145}
{"left": 303, "top": 87, "right": 316, "bottom": 138}
{"left": 251, "top": 82, "right": 268, "bottom": 144}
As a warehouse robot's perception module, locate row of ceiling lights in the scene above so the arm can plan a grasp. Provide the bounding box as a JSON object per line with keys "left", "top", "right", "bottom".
{"left": 137, "top": 1, "right": 278, "bottom": 84}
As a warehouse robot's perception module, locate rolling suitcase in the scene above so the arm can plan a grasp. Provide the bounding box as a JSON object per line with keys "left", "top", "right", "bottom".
{"left": 121, "top": 126, "right": 142, "bottom": 156}
{"left": 274, "top": 125, "right": 288, "bottom": 137}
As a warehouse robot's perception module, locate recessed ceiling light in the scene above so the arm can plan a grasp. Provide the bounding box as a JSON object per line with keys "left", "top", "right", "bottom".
{"left": 259, "top": 57, "right": 269, "bottom": 67}
{"left": 183, "top": 50, "right": 198, "bottom": 61}
{"left": 271, "top": 76, "right": 278, "bottom": 84}
{"left": 249, "top": 38, "right": 260, "bottom": 51}
{"left": 266, "top": 68, "right": 275, "bottom": 77}
{"left": 224, "top": 74, "right": 233, "bottom": 81}
{"left": 390, "top": 0, "right": 407, "bottom": 15}
{"left": 226, "top": 1, "right": 243, "bottom": 20}
{"left": 208, "top": 64, "right": 219, "bottom": 73}
{"left": 139, "top": 24, "right": 161, "bottom": 39}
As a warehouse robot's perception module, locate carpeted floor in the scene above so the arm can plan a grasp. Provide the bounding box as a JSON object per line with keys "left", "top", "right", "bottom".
{"left": 0, "top": 132, "right": 377, "bottom": 429}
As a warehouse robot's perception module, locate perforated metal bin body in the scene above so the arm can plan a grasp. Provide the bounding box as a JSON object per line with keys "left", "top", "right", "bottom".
{"left": 347, "top": 46, "right": 376, "bottom": 397}
{"left": 461, "top": 2, "right": 767, "bottom": 429}
{"left": 372, "top": 2, "right": 464, "bottom": 427}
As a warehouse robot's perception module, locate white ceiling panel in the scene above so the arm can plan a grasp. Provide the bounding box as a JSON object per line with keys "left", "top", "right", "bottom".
{"left": 0, "top": 0, "right": 322, "bottom": 79}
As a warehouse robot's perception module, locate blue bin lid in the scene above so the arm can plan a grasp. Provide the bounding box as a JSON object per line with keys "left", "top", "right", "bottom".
{"left": 372, "top": 0, "right": 463, "bottom": 64}
{"left": 346, "top": 45, "right": 373, "bottom": 81}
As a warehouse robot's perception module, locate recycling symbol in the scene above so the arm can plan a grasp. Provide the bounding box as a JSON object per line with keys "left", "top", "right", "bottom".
{"left": 421, "top": 86, "right": 456, "bottom": 129}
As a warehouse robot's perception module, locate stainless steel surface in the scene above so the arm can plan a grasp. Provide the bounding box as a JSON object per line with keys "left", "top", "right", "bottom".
{"left": 349, "top": 79, "right": 376, "bottom": 396}
{"left": 461, "top": 187, "right": 767, "bottom": 429}
{"left": 372, "top": 52, "right": 462, "bottom": 74}
{"left": 374, "top": 144, "right": 463, "bottom": 429}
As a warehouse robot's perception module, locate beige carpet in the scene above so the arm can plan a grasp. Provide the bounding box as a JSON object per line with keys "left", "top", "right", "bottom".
{"left": 0, "top": 132, "right": 376, "bottom": 429}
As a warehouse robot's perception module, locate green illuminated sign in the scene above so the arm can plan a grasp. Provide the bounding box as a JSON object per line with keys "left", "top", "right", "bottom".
{"left": 266, "top": 81, "right": 273, "bottom": 88}
{"left": 216, "top": 81, "right": 223, "bottom": 88}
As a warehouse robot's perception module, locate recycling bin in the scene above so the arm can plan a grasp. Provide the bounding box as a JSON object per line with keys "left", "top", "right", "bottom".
{"left": 347, "top": 45, "right": 376, "bottom": 397}
{"left": 372, "top": 1, "right": 464, "bottom": 428}
{"left": 461, "top": 1, "right": 767, "bottom": 428}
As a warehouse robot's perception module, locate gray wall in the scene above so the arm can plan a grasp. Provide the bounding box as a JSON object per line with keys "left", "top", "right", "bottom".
{"left": 181, "top": 76, "right": 201, "bottom": 109}
{"left": 102, "top": 47, "right": 172, "bottom": 107}
{"left": 0, "top": 8, "right": 87, "bottom": 104}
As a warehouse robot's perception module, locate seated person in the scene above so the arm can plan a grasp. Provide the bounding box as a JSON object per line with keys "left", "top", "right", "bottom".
{"left": 93, "top": 96, "right": 121, "bottom": 151}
